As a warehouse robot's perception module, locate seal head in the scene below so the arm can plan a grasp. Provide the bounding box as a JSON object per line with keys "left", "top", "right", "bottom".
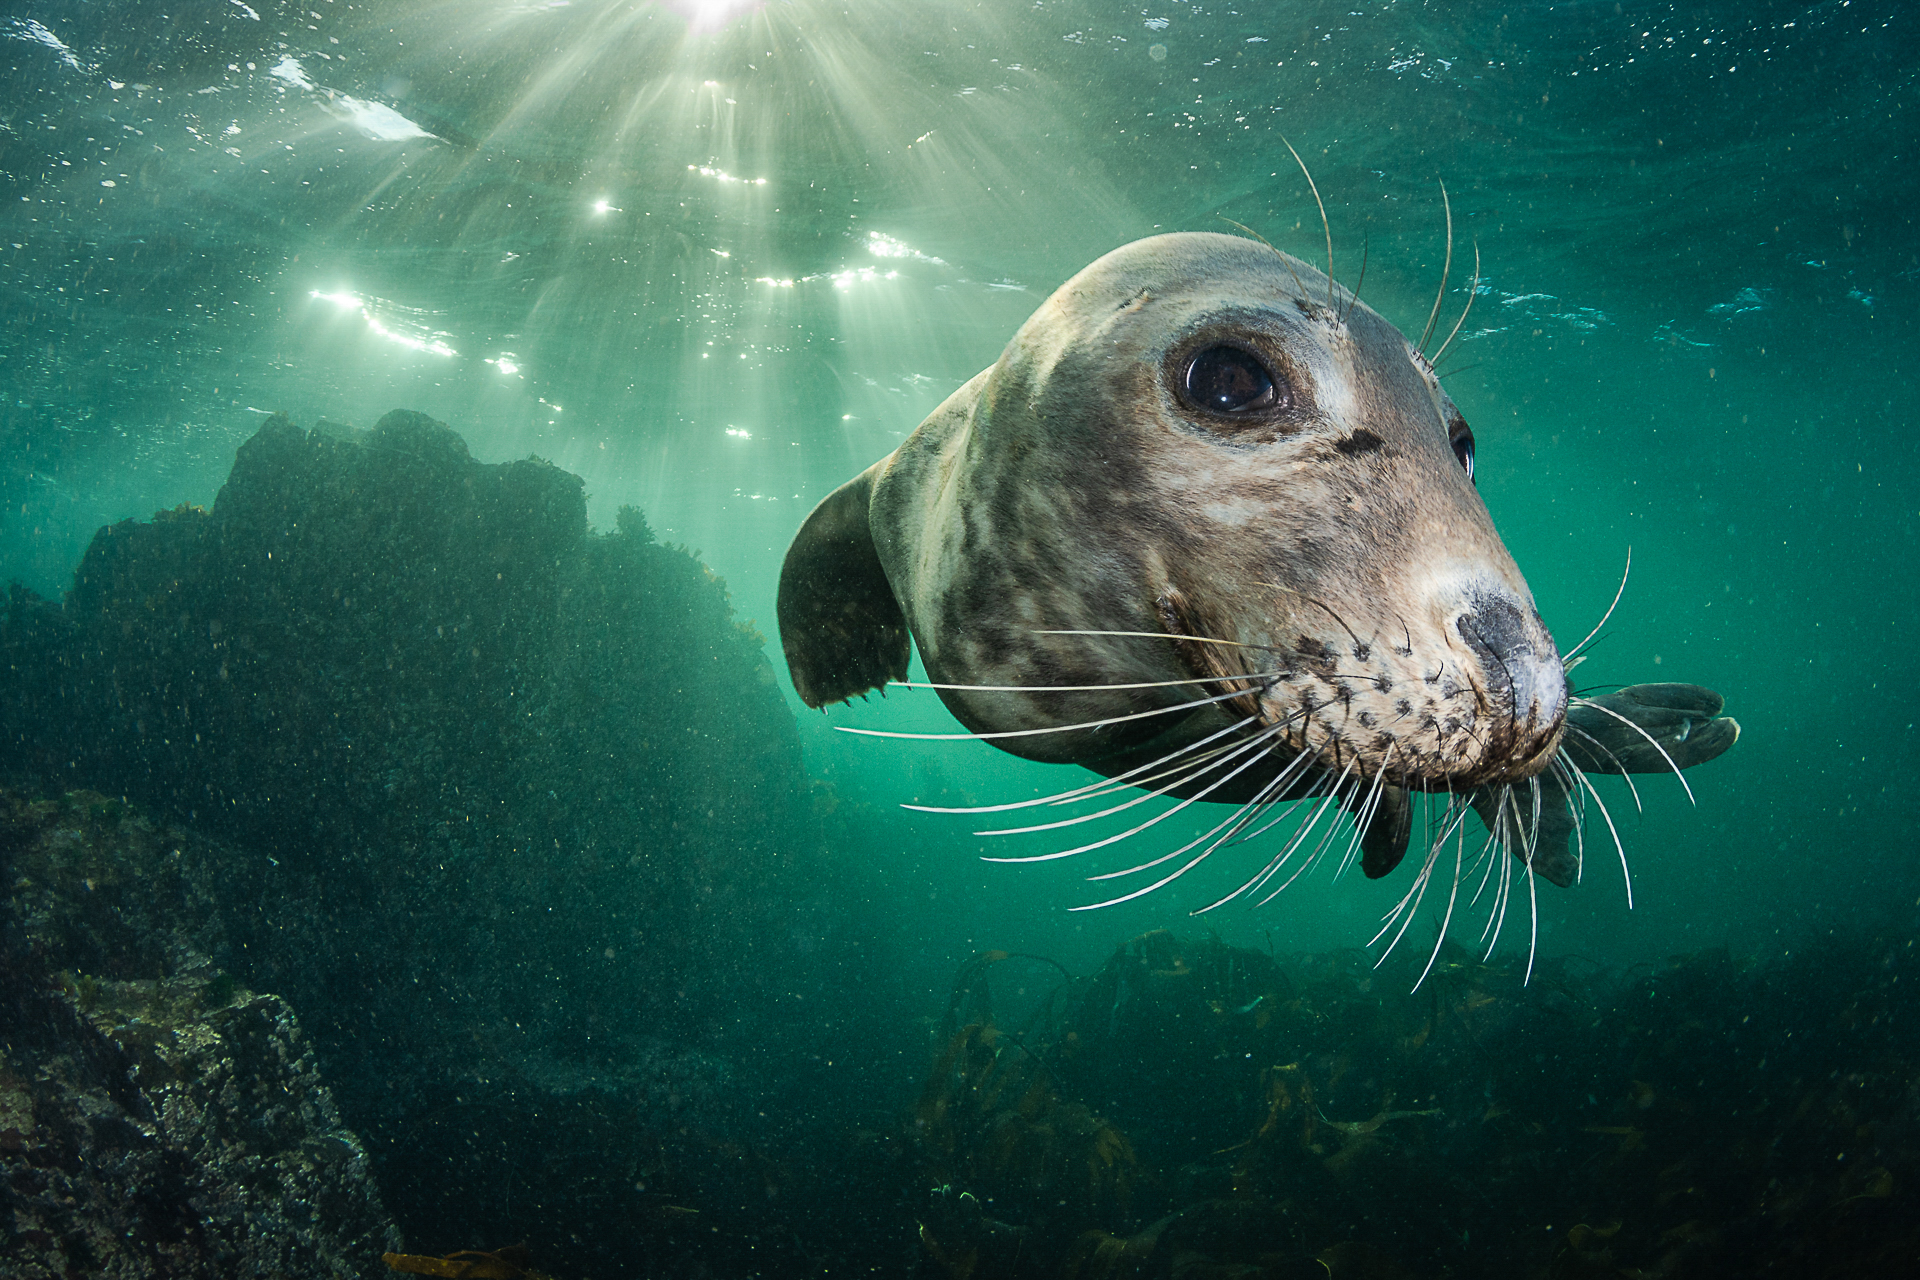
{"left": 780, "top": 232, "right": 1569, "bottom": 874}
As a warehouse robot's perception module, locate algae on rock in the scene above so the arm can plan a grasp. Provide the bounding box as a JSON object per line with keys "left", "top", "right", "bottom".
{"left": 0, "top": 788, "right": 400, "bottom": 1279}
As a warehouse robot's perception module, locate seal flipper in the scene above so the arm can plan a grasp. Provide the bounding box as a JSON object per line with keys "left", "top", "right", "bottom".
{"left": 1460, "top": 682, "right": 1740, "bottom": 890}
{"left": 1357, "top": 784, "right": 1413, "bottom": 879}
{"left": 1562, "top": 683, "right": 1741, "bottom": 775}
{"left": 777, "top": 465, "right": 911, "bottom": 707}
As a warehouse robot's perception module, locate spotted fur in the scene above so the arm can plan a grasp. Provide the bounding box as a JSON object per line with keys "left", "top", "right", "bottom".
{"left": 779, "top": 232, "right": 1569, "bottom": 852}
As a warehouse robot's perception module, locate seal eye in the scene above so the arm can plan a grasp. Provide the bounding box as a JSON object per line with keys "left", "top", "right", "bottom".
{"left": 1183, "top": 345, "right": 1283, "bottom": 414}
{"left": 1450, "top": 421, "right": 1476, "bottom": 483}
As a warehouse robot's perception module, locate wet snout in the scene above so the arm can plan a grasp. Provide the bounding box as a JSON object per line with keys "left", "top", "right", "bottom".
{"left": 1457, "top": 594, "right": 1568, "bottom": 777}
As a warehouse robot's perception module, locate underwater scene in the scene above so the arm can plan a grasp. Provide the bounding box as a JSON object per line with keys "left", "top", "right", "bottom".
{"left": 1, "top": 1, "right": 1916, "bottom": 1276}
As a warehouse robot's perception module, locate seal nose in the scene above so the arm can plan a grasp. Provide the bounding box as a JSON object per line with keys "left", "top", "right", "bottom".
{"left": 1457, "top": 596, "right": 1568, "bottom": 733}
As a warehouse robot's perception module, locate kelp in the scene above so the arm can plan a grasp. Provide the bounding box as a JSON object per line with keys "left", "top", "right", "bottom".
{"left": 910, "top": 930, "right": 1920, "bottom": 1279}
{"left": 383, "top": 1245, "right": 555, "bottom": 1279}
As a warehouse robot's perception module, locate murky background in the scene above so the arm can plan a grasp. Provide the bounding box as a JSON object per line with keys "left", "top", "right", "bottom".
{"left": 2, "top": 2, "right": 1916, "bottom": 1274}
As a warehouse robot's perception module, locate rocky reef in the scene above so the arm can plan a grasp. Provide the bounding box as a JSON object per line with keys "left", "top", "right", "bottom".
{"left": 1, "top": 411, "right": 885, "bottom": 1276}
{"left": 1, "top": 788, "right": 399, "bottom": 1277}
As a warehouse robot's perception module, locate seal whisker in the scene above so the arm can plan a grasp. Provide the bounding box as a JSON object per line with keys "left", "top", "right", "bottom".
{"left": 1551, "top": 750, "right": 1591, "bottom": 885}
{"left": 1411, "top": 812, "right": 1470, "bottom": 991}
{"left": 1279, "top": 135, "right": 1336, "bottom": 313}
{"left": 903, "top": 715, "right": 1264, "bottom": 815}
{"left": 1481, "top": 788, "right": 1524, "bottom": 954}
{"left": 1240, "top": 767, "right": 1364, "bottom": 915}
{"left": 1566, "top": 765, "right": 1633, "bottom": 909}
{"left": 1563, "top": 722, "right": 1646, "bottom": 813}
{"left": 1254, "top": 583, "right": 1370, "bottom": 658}
{"left": 907, "top": 742, "right": 1237, "bottom": 816}
{"left": 1568, "top": 697, "right": 1698, "bottom": 804}
{"left": 1096, "top": 742, "right": 1312, "bottom": 885}
{"left": 1429, "top": 240, "right": 1482, "bottom": 369}
{"left": 983, "top": 720, "right": 1294, "bottom": 862}
{"left": 1563, "top": 549, "right": 1632, "bottom": 661}
{"left": 1467, "top": 796, "right": 1506, "bottom": 911}
{"left": 1068, "top": 733, "right": 1317, "bottom": 909}
{"left": 837, "top": 684, "right": 1260, "bottom": 742}
{"left": 1211, "top": 745, "right": 1326, "bottom": 850}
{"left": 1374, "top": 794, "right": 1459, "bottom": 948}
{"left": 1522, "top": 856, "right": 1541, "bottom": 986}
{"left": 1222, "top": 807, "right": 1317, "bottom": 906}
{"left": 1417, "top": 178, "right": 1454, "bottom": 356}
{"left": 1299, "top": 759, "right": 1365, "bottom": 881}
{"left": 1207, "top": 763, "right": 1336, "bottom": 887}
{"left": 1249, "top": 775, "right": 1352, "bottom": 906}
{"left": 956, "top": 721, "right": 1259, "bottom": 832}
{"left": 1372, "top": 799, "right": 1471, "bottom": 953}
{"left": 1341, "top": 233, "right": 1370, "bottom": 326}
{"left": 1044, "top": 742, "right": 1245, "bottom": 807}
{"left": 1484, "top": 833, "right": 1514, "bottom": 960}
{"left": 1523, "top": 774, "right": 1544, "bottom": 868}
{"left": 1249, "top": 758, "right": 1359, "bottom": 907}
{"left": 1032, "top": 628, "right": 1290, "bottom": 655}
{"left": 1332, "top": 749, "right": 1394, "bottom": 881}
{"left": 975, "top": 719, "right": 1273, "bottom": 837}
{"left": 889, "top": 676, "right": 1253, "bottom": 693}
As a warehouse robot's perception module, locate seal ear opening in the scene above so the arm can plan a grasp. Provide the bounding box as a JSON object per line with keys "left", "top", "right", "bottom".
{"left": 777, "top": 465, "right": 912, "bottom": 707}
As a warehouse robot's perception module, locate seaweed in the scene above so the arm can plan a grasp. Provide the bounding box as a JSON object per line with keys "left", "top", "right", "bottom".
{"left": 384, "top": 1244, "right": 556, "bottom": 1279}
{"left": 909, "top": 930, "right": 1920, "bottom": 1278}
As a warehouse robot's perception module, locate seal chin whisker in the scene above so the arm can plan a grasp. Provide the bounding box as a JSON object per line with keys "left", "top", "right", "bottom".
{"left": 1568, "top": 696, "right": 1698, "bottom": 805}
{"left": 1563, "top": 549, "right": 1633, "bottom": 662}
{"left": 984, "top": 717, "right": 1294, "bottom": 864}
{"left": 1566, "top": 765, "right": 1633, "bottom": 910}
{"left": 1370, "top": 797, "right": 1473, "bottom": 976}
{"left": 1031, "top": 628, "right": 1291, "bottom": 655}
{"left": 836, "top": 683, "right": 1259, "bottom": 743}
{"left": 1563, "top": 722, "right": 1646, "bottom": 813}
{"left": 1411, "top": 806, "right": 1472, "bottom": 991}
{"left": 887, "top": 675, "right": 1235, "bottom": 693}
{"left": 1092, "top": 737, "right": 1314, "bottom": 885}
{"left": 974, "top": 715, "right": 1269, "bottom": 838}
{"left": 907, "top": 711, "right": 1269, "bottom": 815}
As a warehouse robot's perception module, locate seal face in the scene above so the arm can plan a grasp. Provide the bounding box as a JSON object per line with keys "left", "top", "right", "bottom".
{"left": 777, "top": 233, "right": 1733, "bottom": 885}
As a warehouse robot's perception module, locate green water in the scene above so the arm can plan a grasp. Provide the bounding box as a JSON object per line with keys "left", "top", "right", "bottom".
{"left": 3, "top": 0, "right": 1915, "bottom": 1035}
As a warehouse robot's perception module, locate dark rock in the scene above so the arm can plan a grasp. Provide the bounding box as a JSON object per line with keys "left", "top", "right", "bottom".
{"left": 0, "top": 411, "right": 853, "bottom": 1277}
{"left": 0, "top": 788, "right": 400, "bottom": 1278}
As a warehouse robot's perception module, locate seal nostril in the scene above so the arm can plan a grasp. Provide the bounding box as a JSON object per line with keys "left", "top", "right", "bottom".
{"left": 1458, "top": 597, "right": 1567, "bottom": 729}
{"left": 1458, "top": 598, "right": 1529, "bottom": 664}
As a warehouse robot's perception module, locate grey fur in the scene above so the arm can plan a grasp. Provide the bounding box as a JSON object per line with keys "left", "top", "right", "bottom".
{"left": 782, "top": 233, "right": 1562, "bottom": 798}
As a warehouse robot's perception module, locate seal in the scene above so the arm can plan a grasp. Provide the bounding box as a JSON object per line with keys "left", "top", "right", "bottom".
{"left": 777, "top": 232, "right": 1735, "bottom": 902}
